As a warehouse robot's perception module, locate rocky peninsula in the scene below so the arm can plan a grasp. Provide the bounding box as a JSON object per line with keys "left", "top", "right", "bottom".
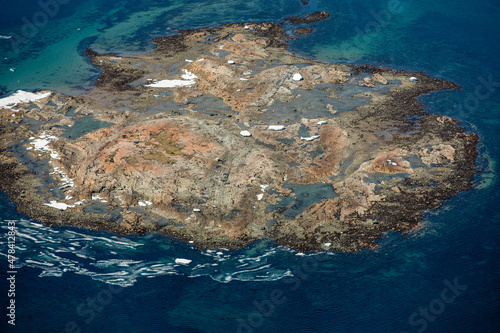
{"left": 0, "top": 15, "right": 478, "bottom": 252}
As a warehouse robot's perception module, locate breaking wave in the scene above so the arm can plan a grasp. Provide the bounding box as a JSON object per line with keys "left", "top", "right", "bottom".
{"left": 0, "top": 218, "right": 317, "bottom": 287}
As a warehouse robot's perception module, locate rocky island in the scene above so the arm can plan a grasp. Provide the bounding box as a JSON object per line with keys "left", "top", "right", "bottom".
{"left": 0, "top": 14, "right": 478, "bottom": 252}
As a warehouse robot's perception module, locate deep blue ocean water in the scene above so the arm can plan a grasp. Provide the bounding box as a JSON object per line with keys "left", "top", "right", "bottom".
{"left": 1, "top": 0, "right": 499, "bottom": 332}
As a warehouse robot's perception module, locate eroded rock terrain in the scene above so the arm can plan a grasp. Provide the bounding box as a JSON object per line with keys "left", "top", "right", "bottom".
{"left": 0, "top": 17, "right": 478, "bottom": 251}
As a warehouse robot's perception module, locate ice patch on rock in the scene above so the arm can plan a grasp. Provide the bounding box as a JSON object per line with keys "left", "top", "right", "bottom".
{"left": 300, "top": 135, "right": 320, "bottom": 141}
{"left": 145, "top": 69, "right": 197, "bottom": 88}
{"left": 0, "top": 90, "right": 51, "bottom": 110}
{"left": 240, "top": 130, "right": 252, "bottom": 137}
{"left": 44, "top": 201, "right": 76, "bottom": 210}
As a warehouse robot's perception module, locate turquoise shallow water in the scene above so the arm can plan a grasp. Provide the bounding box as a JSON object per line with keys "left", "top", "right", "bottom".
{"left": 1, "top": 1, "right": 499, "bottom": 332}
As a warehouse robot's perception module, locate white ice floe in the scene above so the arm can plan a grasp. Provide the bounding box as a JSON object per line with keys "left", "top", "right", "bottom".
{"left": 317, "top": 120, "right": 328, "bottom": 125}
{"left": 44, "top": 201, "right": 76, "bottom": 210}
{"left": 227, "top": 60, "right": 235, "bottom": 64}
{"left": 256, "top": 193, "right": 264, "bottom": 201}
{"left": 292, "top": 73, "right": 303, "bottom": 81}
{"left": 145, "top": 69, "right": 197, "bottom": 88}
{"left": 0, "top": 90, "right": 51, "bottom": 110}
{"left": 0, "top": 35, "right": 12, "bottom": 39}
{"left": 138, "top": 200, "right": 152, "bottom": 207}
{"left": 175, "top": 258, "right": 192, "bottom": 265}
{"left": 268, "top": 125, "right": 285, "bottom": 131}
{"left": 240, "top": 130, "right": 252, "bottom": 137}
{"left": 409, "top": 77, "right": 418, "bottom": 82}
{"left": 300, "top": 135, "right": 320, "bottom": 141}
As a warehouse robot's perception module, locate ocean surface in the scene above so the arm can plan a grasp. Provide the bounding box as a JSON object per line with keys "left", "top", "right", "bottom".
{"left": 1, "top": 0, "right": 499, "bottom": 332}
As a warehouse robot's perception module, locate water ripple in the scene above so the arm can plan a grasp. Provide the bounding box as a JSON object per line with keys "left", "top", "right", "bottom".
{"left": 1, "top": 218, "right": 297, "bottom": 287}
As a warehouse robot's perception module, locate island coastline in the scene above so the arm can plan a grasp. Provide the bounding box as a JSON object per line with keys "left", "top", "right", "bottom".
{"left": 0, "top": 16, "right": 478, "bottom": 252}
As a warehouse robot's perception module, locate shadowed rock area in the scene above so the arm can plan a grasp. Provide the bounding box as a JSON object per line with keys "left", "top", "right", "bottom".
{"left": 0, "top": 19, "right": 478, "bottom": 252}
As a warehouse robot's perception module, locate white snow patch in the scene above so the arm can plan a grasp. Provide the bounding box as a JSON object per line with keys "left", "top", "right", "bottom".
{"left": 256, "top": 193, "right": 264, "bottom": 201}
{"left": 227, "top": 60, "right": 235, "bottom": 64}
{"left": 30, "top": 132, "right": 58, "bottom": 153}
{"left": 292, "top": 73, "right": 303, "bottom": 81}
{"left": 260, "top": 184, "right": 269, "bottom": 192}
{"left": 317, "top": 121, "right": 327, "bottom": 125}
{"left": 324, "top": 242, "right": 332, "bottom": 247}
{"left": 300, "top": 135, "right": 320, "bottom": 141}
{"left": 185, "top": 59, "right": 194, "bottom": 62}
{"left": 240, "top": 130, "right": 252, "bottom": 137}
{"left": 409, "top": 77, "right": 418, "bottom": 82}
{"left": 145, "top": 70, "right": 197, "bottom": 88}
{"left": 193, "top": 208, "right": 201, "bottom": 212}
{"left": 44, "top": 201, "right": 75, "bottom": 210}
{"left": 239, "top": 78, "right": 249, "bottom": 81}
{"left": 146, "top": 79, "right": 194, "bottom": 88}
{"left": 91, "top": 194, "right": 108, "bottom": 203}
{"left": 29, "top": 132, "right": 75, "bottom": 191}
{"left": 386, "top": 159, "right": 398, "bottom": 166}
{"left": 180, "top": 69, "right": 197, "bottom": 80}
{"left": 0, "top": 90, "right": 51, "bottom": 110}
{"left": 268, "top": 125, "right": 285, "bottom": 131}
{"left": 138, "top": 200, "right": 152, "bottom": 207}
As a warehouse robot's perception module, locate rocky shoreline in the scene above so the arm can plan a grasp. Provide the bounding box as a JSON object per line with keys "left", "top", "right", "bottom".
{"left": 0, "top": 16, "right": 478, "bottom": 252}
